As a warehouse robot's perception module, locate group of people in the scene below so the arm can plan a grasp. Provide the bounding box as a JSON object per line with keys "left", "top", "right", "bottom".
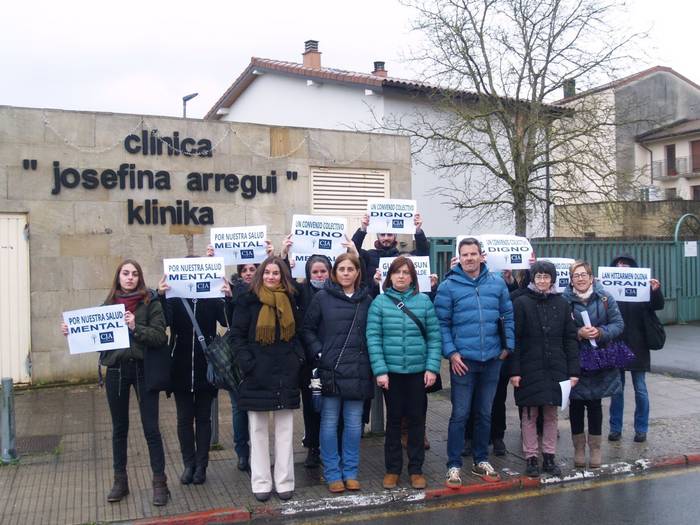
{"left": 60, "top": 215, "right": 663, "bottom": 505}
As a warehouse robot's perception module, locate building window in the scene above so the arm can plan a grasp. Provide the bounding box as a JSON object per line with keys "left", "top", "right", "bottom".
{"left": 666, "top": 144, "right": 677, "bottom": 176}
{"left": 310, "top": 167, "right": 390, "bottom": 216}
{"left": 693, "top": 185, "right": 700, "bottom": 201}
{"left": 692, "top": 140, "right": 700, "bottom": 173}
{"left": 665, "top": 187, "right": 678, "bottom": 200}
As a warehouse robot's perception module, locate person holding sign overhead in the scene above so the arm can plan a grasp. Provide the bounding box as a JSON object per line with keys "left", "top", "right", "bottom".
{"left": 302, "top": 253, "right": 374, "bottom": 494}
{"left": 366, "top": 256, "right": 442, "bottom": 490}
{"left": 61, "top": 260, "right": 169, "bottom": 506}
{"left": 352, "top": 212, "right": 429, "bottom": 289}
{"left": 230, "top": 256, "right": 305, "bottom": 502}
{"left": 157, "top": 264, "right": 231, "bottom": 486}
{"left": 562, "top": 260, "right": 624, "bottom": 469}
{"left": 607, "top": 255, "right": 664, "bottom": 444}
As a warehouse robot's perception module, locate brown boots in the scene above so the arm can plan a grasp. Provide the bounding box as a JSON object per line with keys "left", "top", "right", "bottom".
{"left": 107, "top": 472, "right": 129, "bottom": 502}
{"left": 572, "top": 433, "right": 603, "bottom": 469}
{"left": 152, "top": 473, "right": 170, "bottom": 506}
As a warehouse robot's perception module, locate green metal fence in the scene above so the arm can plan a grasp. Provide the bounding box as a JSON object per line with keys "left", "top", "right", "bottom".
{"left": 428, "top": 237, "right": 700, "bottom": 324}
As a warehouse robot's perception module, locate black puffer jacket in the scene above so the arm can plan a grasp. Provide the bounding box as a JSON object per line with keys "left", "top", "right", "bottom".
{"left": 351, "top": 228, "right": 429, "bottom": 288}
{"left": 161, "top": 296, "right": 228, "bottom": 393}
{"left": 302, "top": 282, "right": 374, "bottom": 401}
{"left": 610, "top": 254, "right": 665, "bottom": 371}
{"left": 510, "top": 287, "right": 579, "bottom": 407}
{"left": 231, "top": 290, "right": 305, "bottom": 411}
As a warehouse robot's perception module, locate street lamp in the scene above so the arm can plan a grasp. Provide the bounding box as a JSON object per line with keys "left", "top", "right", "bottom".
{"left": 182, "top": 92, "right": 198, "bottom": 118}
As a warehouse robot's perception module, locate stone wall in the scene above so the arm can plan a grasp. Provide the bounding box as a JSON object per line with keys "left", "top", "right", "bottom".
{"left": 554, "top": 200, "right": 700, "bottom": 237}
{"left": 0, "top": 105, "right": 411, "bottom": 382}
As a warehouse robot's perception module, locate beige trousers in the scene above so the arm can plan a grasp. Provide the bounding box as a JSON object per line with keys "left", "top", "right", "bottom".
{"left": 248, "top": 410, "right": 295, "bottom": 493}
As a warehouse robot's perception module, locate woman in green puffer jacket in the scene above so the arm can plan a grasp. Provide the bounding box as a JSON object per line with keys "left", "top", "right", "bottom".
{"left": 366, "top": 256, "right": 442, "bottom": 490}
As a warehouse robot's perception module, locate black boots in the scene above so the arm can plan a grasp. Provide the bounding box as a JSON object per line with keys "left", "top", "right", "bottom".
{"left": 193, "top": 465, "right": 207, "bottom": 485}
{"left": 525, "top": 456, "right": 540, "bottom": 478}
{"left": 180, "top": 465, "right": 195, "bottom": 485}
{"left": 304, "top": 447, "right": 321, "bottom": 468}
{"left": 542, "top": 454, "right": 562, "bottom": 477}
{"left": 152, "top": 474, "right": 170, "bottom": 506}
{"left": 107, "top": 472, "right": 129, "bottom": 502}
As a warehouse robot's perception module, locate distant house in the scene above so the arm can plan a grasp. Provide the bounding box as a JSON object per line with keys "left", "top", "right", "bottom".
{"left": 205, "top": 40, "right": 513, "bottom": 237}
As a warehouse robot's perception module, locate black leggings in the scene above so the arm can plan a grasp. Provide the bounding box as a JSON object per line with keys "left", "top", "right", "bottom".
{"left": 174, "top": 389, "right": 215, "bottom": 468}
{"left": 569, "top": 399, "right": 603, "bottom": 435}
{"left": 105, "top": 360, "right": 165, "bottom": 475}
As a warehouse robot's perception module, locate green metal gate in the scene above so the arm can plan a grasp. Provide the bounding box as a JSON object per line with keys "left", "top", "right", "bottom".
{"left": 428, "top": 237, "right": 700, "bottom": 324}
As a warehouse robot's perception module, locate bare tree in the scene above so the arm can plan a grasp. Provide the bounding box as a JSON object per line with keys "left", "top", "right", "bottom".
{"left": 387, "top": 0, "right": 645, "bottom": 236}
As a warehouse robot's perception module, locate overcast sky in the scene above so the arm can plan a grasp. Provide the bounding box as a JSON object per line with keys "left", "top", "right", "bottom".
{"left": 1, "top": 0, "right": 697, "bottom": 119}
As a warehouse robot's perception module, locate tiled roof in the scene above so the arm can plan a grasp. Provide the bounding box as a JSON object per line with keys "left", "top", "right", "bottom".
{"left": 204, "top": 57, "right": 457, "bottom": 120}
{"left": 636, "top": 119, "right": 700, "bottom": 142}
{"left": 555, "top": 66, "right": 700, "bottom": 104}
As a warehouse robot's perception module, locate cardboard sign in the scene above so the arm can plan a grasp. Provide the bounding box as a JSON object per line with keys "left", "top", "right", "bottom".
{"left": 164, "top": 257, "right": 226, "bottom": 299}
{"left": 211, "top": 225, "right": 267, "bottom": 265}
{"left": 290, "top": 253, "right": 339, "bottom": 279}
{"left": 597, "top": 266, "right": 651, "bottom": 302}
{"left": 378, "top": 256, "right": 431, "bottom": 293}
{"left": 63, "top": 304, "right": 130, "bottom": 355}
{"left": 291, "top": 214, "right": 347, "bottom": 255}
{"left": 539, "top": 257, "right": 576, "bottom": 293}
{"left": 456, "top": 234, "right": 533, "bottom": 271}
{"left": 367, "top": 198, "right": 417, "bottom": 234}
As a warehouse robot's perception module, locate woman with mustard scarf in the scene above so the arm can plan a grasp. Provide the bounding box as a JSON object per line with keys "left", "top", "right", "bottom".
{"left": 231, "top": 256, "right": 305, "bottom": 502}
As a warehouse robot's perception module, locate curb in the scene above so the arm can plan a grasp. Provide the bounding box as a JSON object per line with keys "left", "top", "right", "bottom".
{"left": 132, "top": 454, "right": 700, "bottom": 525}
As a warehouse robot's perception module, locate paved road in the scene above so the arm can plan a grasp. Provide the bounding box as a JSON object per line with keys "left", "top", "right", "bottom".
{"left": 277, "top": 467, "right": 700, "bottom": 525}
{"left": 652, "top": 324, "right": 700, "bottom": 379}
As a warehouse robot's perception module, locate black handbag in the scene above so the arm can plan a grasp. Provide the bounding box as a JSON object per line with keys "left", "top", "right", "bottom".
{"left": 644, "top": 308, "right": 666, "bottom": 351}
{"left": 385, "top": 295, "right": 443, "bottom": 393}
{"left": 143, "top": 343, "right": 173, "bottom": 392}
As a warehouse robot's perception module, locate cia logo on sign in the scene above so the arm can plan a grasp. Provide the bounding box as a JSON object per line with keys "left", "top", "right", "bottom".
{"left": 625, "top": 288, "right": 637, "bottom": 297}
{"left": 240, "top": 249, "right": 254, "bottom": 259}
{"left": 318, "top": 239, "right": 332, "bottom": 250}
{"left": 392, "top": 219, "right": 404, "bottom": 229}
{"left": 99, "top": 332, "right": 115, "bottom": 344}
{"left": 196, "top": 282, "right": 211, "bottom": 293}
{"left": 510, "top": 254, "right": 522, "bottom": 264}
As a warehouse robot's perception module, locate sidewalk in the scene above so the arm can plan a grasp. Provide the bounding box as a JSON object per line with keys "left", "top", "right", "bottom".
{"left": 2, "top": 368, "right": 700, "bottom": 525}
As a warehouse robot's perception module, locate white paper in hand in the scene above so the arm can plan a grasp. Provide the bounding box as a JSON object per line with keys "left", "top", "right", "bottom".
{"left": 559, "top": 380, "right": 572, "bottom": 411}
{"left": 579, "top": 310, "right": 598, "bottom": 348}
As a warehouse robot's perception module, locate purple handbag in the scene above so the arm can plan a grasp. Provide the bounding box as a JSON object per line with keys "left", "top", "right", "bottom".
{"left": 579, "top": 339, "right": 636, "bottom": 373}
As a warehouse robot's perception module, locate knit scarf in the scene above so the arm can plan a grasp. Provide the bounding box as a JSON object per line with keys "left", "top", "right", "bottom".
{"left": 255, "top": 285, "right": 295, "bottom": 344}
{"left": 114, "top": 291, "right": 143, "bottom": 313}
{"left": 573, "top": 285, "right": 594, "bottom": 302}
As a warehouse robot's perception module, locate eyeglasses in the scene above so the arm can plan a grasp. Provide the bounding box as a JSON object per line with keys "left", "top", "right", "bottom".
{"left": 533, "top": 274, "right": 552, "bottom": 281}
{"left": 572, "top": 272, "right": 590, "bottom": 279}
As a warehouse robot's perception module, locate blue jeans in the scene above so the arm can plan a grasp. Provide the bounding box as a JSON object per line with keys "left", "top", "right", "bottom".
{"left": 446, "top": 358, "right": 503, "bottom": 467}
{"left": 227, "top": 390, "right": 250, "bottom": 459}
{"left": 319, "top": 396, "right": 364, "bottom": 483}
{"left": 609, "top": 370, "right": 649, "bottom": 434}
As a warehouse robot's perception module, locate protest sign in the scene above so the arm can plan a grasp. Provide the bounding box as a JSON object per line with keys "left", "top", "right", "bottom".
{"left": 378, "top": 256, "right": 431, "bottom": 293}
{"left": 539, "top": 257, "right": 576, "bottom": 293}
{"left": 597, "top": 266, "right": 651, "bottom": 302}
{"left": 164, "top": 257, "right": 226, "bottom": 299}
{"left": 63, "top": 304, "right": 129, "bottom": 355}
{"left": 291, "top": 214, "right": 347, "bottom": 255}
{"left": 290, "top": 253, "right": 339, "bottom": 279}
{"left": 211, "top": 225, "right": 267, "bottom": 265}
{"left": 455, "top": 234, "right": 533, "bottom": 271}
{"left": 367, "top": 198, "right": 417, "bottom": 234}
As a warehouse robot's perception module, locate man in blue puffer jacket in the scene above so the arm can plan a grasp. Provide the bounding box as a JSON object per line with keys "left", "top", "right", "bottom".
{"left": 435, "top": 237, "right": 514, "bottom": 487}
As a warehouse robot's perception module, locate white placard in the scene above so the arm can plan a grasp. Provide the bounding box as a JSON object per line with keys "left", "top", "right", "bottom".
{"left": 211, "top": 225, "right": 267, "bottom": 265}
{"left": 164, "top": 257, "right": 226, "bottom": 299}
{"left": 366, "top": 198, "right": 417, "bottom": 234}
{"left": 291, "top": 214, "right": 347, "bottom": 256}
{"left": 685, "top": 241, "right": 697, "bottom": 258}
{"left": 455, "top": 234, "right": 533, "bottom": 271}
{"left": 559, "top": 380, "right": 572, "bottom": 411}
{"left": 378, "top": 256, "right": 431, "bottom": 293}
{"left": 597, "top": 266, "right": 651, "bottom": 303}
{"left": 63, "top": 304, "right": 130, "bottom": 355}
{"left": 290, "top": 253, "right": 340, "bottom": 279}
{"left": 539, "top": 257, "right": 576, "bottom": 293}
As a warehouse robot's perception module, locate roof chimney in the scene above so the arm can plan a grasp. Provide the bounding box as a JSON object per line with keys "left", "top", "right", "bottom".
{"left": 303, "top": 40, "right": 321, "bottom": 69}
{"left": 563, "top": 78, "right": 576, "bottom": 98}
{"left": 372, "top": 61, "right": 387, "bottom": 77}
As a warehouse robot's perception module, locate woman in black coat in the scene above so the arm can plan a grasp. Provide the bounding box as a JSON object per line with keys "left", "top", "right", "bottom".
{"left": 302, "top": 253, "right": 374, "bottom": 494}
{"left": 510, "top": 261, "right": 579, "bottom": 477}
{"left": 231, "top": 256, "right": 305, "bottom": 502}
{"left": 608, "top": 254, "right": 664, "bottom": 443}
{"left": 158, "top": 272, "right": 230, "bottom": 486}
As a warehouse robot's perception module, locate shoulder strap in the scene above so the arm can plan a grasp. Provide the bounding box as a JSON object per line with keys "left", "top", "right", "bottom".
{"left": 180, "top": 298, "right": 207, "bottom": 352}
{"left": 386, "top": 295, "right": 427, "bottom": 342}
{"left": 334, "top": 303, "right": 360, "bottom": 371}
